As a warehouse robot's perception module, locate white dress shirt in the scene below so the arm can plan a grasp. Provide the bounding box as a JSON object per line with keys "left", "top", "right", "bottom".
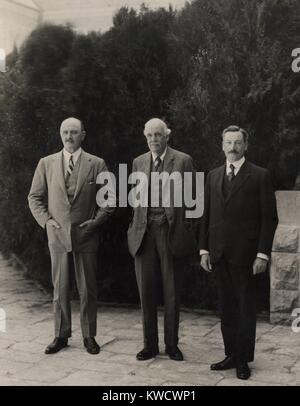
{"left": 150, "top": 148, "right": 168, "bottom": 208}
{"left": 200, "top": 157, "right": 269, "bottom": 261}
{"left": 151, "top": 147, "right": 168, "bottom": 164}
{"left": 226, "top": 156, "right": 245, "bottom": 176}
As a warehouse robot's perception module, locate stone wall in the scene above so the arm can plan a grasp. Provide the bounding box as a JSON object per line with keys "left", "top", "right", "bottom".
{"left": 270, "top": 191, "right": 300, "bottom": 324}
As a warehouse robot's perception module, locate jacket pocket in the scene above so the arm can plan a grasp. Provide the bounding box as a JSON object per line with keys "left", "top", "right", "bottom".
{"left": 46, "top": 223, "right": 56, "bottom": 243}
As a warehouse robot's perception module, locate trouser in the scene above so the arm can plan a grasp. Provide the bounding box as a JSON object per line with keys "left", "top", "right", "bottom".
{"left": 214, "top": 257, "right": 257, "bottom": 363}
{"left": 135, "top": 221, "right": 182, "bottom": 350}
{"left": 50, "top": 251, "right": 98, "bottom": 339}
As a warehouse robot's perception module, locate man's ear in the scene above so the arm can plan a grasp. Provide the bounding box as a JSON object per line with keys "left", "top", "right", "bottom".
{"left": 82, "top": 130, "right": 87, "bottom": 140}
{"left": 166, "top": 129, "right": 171, "bottom": 142}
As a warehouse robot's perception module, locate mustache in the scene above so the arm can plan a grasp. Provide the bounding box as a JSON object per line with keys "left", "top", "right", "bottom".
{"left": 65, "top": 139, "right": 74, "bottom": 143}
{"left": 228, "top": 150, "right": 238, "bottom": 154}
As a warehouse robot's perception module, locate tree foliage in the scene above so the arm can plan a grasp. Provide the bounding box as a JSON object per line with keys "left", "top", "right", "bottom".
{"left": 0, "top": 0, "right": 299, "bottom": 309}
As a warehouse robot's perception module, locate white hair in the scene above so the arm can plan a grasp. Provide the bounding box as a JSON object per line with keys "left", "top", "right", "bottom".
{"left": 144, "top": 118, "right": 171, "bottom": 136}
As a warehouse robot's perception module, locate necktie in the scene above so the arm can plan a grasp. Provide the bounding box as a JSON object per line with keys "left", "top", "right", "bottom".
{"left": 228, "top": 164, "right": 235, "bottom": 182}
{"left": 154, "top": 156, "right": 162, "bottom": 171}
{"left": 67, "top": 155, "right": 75, "bottom": 178}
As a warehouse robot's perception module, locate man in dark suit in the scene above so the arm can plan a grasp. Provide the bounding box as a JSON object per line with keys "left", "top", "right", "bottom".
{"left": 199, "top": 125, "right": 278, "bottom": 380}
{"left": 128, "top": 118, "right": 198, "bottom": 361}
{"left": 28, "top": 118, "right": 115, "bottom": 355}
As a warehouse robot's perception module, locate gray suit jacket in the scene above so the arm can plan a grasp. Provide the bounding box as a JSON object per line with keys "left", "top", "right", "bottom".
{"left": 127, "top": 146, "right": 199, "bottom": 258}
{"left": 28, "top": 150, "right": 114, "bottom": 253}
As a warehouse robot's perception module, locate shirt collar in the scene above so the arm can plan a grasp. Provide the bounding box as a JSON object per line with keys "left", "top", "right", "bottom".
{"left": 63, "top": 147, "right": 82, "bottom": 164}
{"left": 226, "top": 156, "right": 245, "bottom": 174}
{"left": 152, "top": 147, "right": 168, "bottom": 163}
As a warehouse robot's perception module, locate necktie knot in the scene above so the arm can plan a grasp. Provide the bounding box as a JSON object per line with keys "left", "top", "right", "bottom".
{"left": 228, "top": 164, "right": 235, "bottom": 182}
{"left": 67, "top": 155, "right": 75, "bottom": 178}
{"left": 154, "top": 156, "right": 162, "bottom": 170}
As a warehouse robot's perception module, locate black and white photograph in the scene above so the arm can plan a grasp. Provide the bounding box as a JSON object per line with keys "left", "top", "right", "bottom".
{"left": 0, "top": 0, "right": 300, "bottom": 392}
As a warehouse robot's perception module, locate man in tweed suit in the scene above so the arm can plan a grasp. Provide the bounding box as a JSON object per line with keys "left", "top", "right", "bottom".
{"left": 128, "top": 118, "right": 199, "bottom": 362}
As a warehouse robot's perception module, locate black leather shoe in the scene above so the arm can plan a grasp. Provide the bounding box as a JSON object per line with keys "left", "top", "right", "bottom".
{"left": 84, "top": 337, "right": 100, "bottom": 355}
{"left": 210, "top": 356, "right": 236, "bottom": 370}
{"left": 165, "top": 346, "right": 184, "bottom": 361}
{"left": 236, "top": 362, "right": 251, "bottom": 380}
{"left": 45, "top": 338, "right": 68, "bottom": 354}
{"left": 136, "top": 347, "right": 159, "bottom": 361}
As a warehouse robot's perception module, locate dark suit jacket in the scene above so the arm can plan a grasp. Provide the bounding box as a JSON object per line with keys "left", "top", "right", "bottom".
{"left": 28, "top": 150, "right": 114, "bottom": 253}
{"left": 199, "top": 160, "right": 278, "bottom": 266}
{"left": 127, "top": 146, "right": 199, "bottom": 258}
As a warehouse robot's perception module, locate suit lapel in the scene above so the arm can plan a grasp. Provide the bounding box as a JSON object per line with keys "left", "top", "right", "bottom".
{"left": 226, "top": 160, "right": 250, "bottom": 201}
{"left": 53, "top": 151, "right": 68, "bottom": 201}
{"left": 138, "top": 151, "right": 151, "bottom": 179}
{"left": 163, "top": 147, "right": 175, "bottom": 174}
{"left": 140, "top": 146, "right": 174, "bottom": 176}
{"left": 73, "top": 150, "right": 93, "bottom": 202}
{"left": 135, "top": 152, "right": 151, "bottom": 211}
{"left": 137, "top": 147, "right": 174, "bottom": 207}
{"left": 216, "top": 165, "right": 226, "bottom": 204}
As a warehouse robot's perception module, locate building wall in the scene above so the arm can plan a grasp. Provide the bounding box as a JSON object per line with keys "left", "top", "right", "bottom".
{"left": 1, "top": 0, "right": 187, "bottom": 53}
{"left": 38, "top": 0, "right": 187, "bottom": 33}
{"left": 0, "top": 0, "right": 41, "bottom": 53}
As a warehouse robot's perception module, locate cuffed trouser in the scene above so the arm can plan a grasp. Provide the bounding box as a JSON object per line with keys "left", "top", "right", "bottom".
{"left": 214, "top": 257, "right": 256, "bottom": 363}
{"left": 135, "top": 221, "right": 182, "bottom": 350}
{"left": 50, "top": 251, "right": 98, "bottom": 339}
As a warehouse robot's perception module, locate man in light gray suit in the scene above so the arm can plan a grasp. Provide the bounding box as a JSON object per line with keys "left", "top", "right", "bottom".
{"left": 28, "top": 117, "right": 114, "bottom": 355}
{"left": 128, "top": 118, "right": 199, "bottom": 362}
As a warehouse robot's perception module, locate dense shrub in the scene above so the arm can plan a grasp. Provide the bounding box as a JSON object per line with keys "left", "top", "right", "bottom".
{"left": 0, "top": 0, "right": 299, "bottom": 310}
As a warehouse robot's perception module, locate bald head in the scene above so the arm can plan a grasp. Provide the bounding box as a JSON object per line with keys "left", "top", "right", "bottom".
{"left": 144, "top": 118, "right": 171, "bottom": 156}
{"left": 60, "top": 117, "right": 83, "bottom": 133}
{"left": 60, "top": 117, "right": 85, "bottom": 154}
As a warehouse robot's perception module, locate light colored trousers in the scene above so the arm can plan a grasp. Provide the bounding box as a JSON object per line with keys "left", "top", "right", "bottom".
{"left": 50, "top": 251, "right": 98, "bottom": 338}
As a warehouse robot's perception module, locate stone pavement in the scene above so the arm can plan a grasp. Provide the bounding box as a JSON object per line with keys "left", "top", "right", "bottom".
{"left": 0, "top": 254, "right": 300, "bottom": 386}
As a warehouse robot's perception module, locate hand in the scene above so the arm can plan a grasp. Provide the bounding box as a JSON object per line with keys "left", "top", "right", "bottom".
{"left": 47, "top": 219, "right": 61, "bottom": 229}
{"left": 79, "top": 220, "right": 97, "bottom": 231}
{"left": 200, "top": 254, "right": 212, "bottom": 273}
{"left": 253, "top": 257, "right": 268, "bottom": 275}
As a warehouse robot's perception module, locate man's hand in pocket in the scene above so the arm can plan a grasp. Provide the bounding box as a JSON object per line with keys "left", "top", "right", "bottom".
{"left": 79, "top": 220, "right": 97, "bottom": 232}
